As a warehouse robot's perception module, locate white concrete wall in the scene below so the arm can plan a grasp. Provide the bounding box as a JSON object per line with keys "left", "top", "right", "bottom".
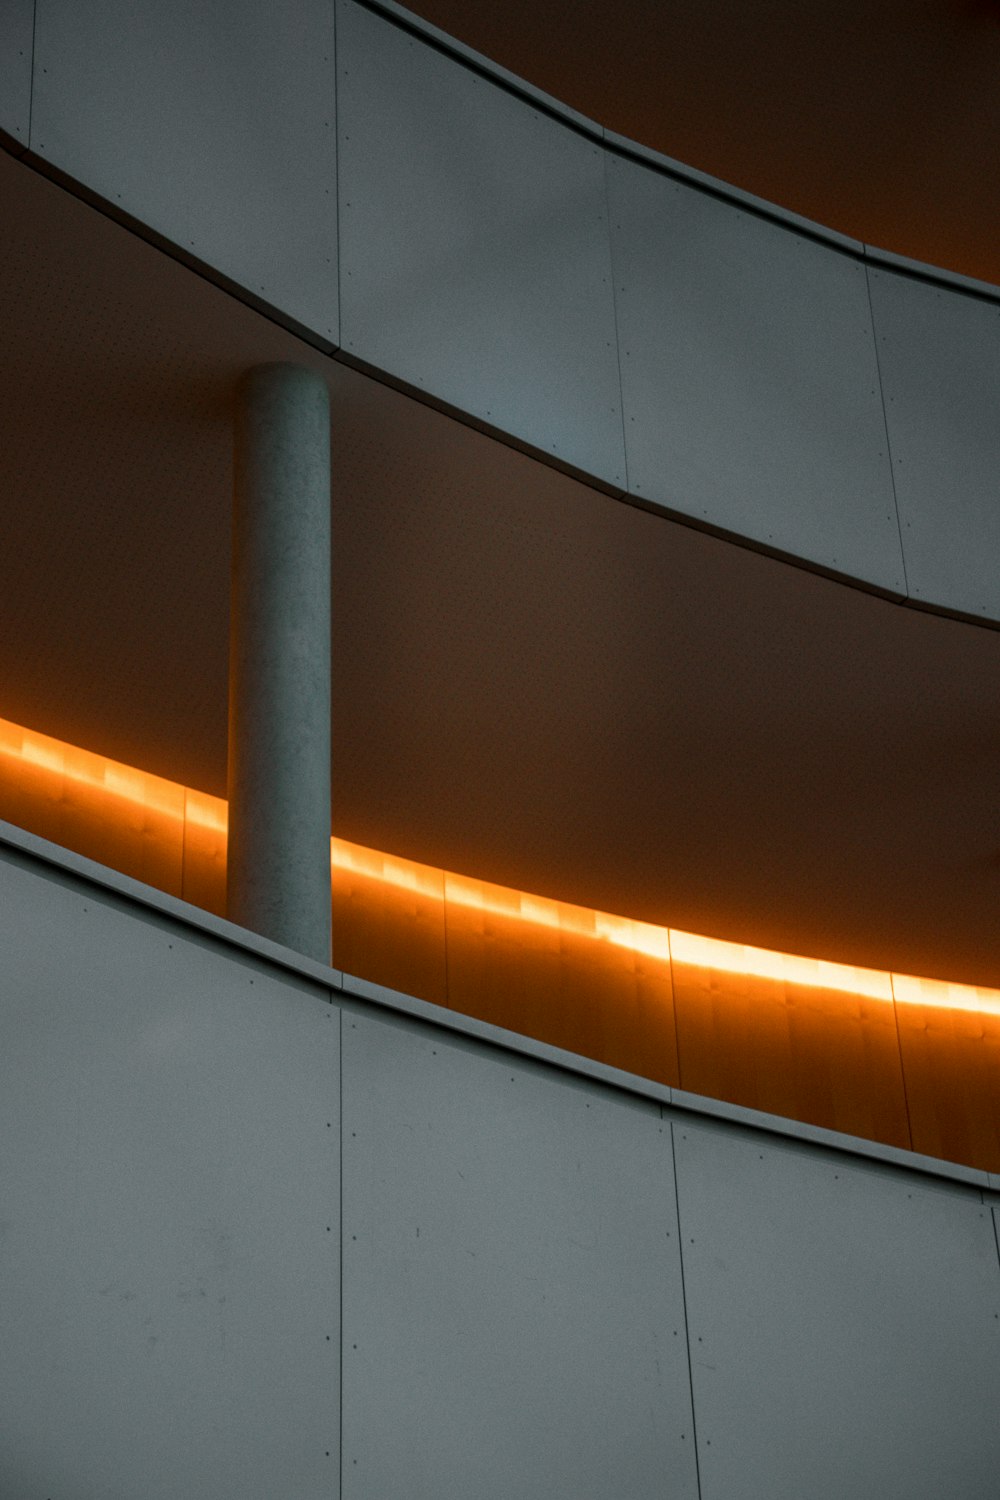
{"left": 2, "top": 825, "right": 999, "bottom": 1498}
{"left": 29, "top": 0, "right": 339, "bottom": 345}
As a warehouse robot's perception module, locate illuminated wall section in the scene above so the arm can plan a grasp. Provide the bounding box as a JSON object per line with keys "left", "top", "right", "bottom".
{"left": 890, "top": 974, "right": 1000, "bottom": 1173}
{"left": 330, "top": 838, "right": 448, "bottom": 1008}
{"left": 441, "top": 873, "right": 678, "bottom": 1084}
{"left": 2, "top": 714, "right": 999, "bottom": 1172}
{"left": 670, "top": 935, "right": 910, "bottom": 1149}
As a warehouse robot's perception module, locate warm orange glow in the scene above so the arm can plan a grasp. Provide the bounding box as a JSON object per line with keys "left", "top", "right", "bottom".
{"left": 0, "top": 719, "right": 189, "bottom": 823}
{"left": 441, "top": 873, "right": 674, "bottom": 963}
{"left": 891, "top": 972, "right": 1000, "bottom": 1019}
{"left": 184, "top": 787, "right": 228, "bottom": 834}
{"left": 668, "top": 929, "right": 894, "bottom": 1003}
{"left": 1, "top": 714, "right": 999, "bottom": 1022}
{"left": 332, "top": 835, "right": 443, "bottom": 900}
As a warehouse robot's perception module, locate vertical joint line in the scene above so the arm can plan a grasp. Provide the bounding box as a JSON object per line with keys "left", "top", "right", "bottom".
{"left": 602, "top": 151, "right": 631, "bottom": 496}
{"left": 669, "top": 1121, "right": 704, "bottom": 1497}
{"left": 180, "top": 789, "right": 189, "bottom": 904}
{"left": 864, "top": 256, "right": 909, "bottom": 598}
{"left": 666, "top": 930, "right": 683, "bottom": 1094}
{"left": 27, "top": 0, "right": 38, "bottom": 148}
{"left": 338, "top": 1002, "right": 345, "bottom": 1494}
{"left": 888, "top": 974, "right": 916, "bottom": 1154}
{"left": 332, "top": 0, "right": 342, "bottom": 344}
{"left": 442, "top": 876, "right": 452, "bottom": 1011}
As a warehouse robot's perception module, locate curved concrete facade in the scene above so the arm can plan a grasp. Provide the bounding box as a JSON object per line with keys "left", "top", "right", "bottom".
{"left": 3, "top": 823, "right": 999, "bottom": 1499}
{"left": 3, "top": 0, "right": 998, "bottom": 622}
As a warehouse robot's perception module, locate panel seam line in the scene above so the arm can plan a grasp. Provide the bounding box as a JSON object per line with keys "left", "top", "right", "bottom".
{"left": 602, "top": 150, "right": 631, "bottom": 495}
{"left": 27, "top": 0, "right": 38, "bottom": 147}
{"left": 670, "top": 1121, "right": 704, "bottom": 1497}
{"left": 338, "top": 1000, "right": 345, "bottom": 1495}
{"left": 864, "top": 259, "right": 910, "bottom": 600}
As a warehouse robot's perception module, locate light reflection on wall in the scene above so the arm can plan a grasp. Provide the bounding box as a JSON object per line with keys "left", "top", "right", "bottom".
{"left": 1, "top": 715, "right": 998, "bottom": 1171}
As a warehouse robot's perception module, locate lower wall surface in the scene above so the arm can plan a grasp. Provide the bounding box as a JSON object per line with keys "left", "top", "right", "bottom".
{"left": 2, "top": 840, "right": 1000, "bottom": 1498}
{"left": 674, "top": 1124, "right": 1000, "bottom": 1499}
{"left": 340, "top": 1008, "right": 696, "bottom": 1499}
{"left": 0, "top": 849, "right": 341, "bottom": 1498}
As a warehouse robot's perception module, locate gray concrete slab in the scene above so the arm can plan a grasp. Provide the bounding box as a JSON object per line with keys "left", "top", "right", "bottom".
{"left": 869, "top": 264, "right": 1000, "bottom": 620}
{"left": 336, "top": 0, "right": 625, "bottom": 489}
{"left": 30, "top": 0, "right": 338, "bottom": 345}
{"left": 608, "top": 151, "right": 904, "bottom": 593}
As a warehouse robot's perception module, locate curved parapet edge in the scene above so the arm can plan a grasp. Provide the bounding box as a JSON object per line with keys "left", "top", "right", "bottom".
{"left": 3, "top": 0, "right": 998, "bottom": 623}
{"left": 0, "top": 809, "right": 995, "bottom": 1191}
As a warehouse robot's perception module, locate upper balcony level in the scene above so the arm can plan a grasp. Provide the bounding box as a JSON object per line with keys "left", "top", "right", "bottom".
{"left": 2, "top": 0, "right": 998, "bottom": 624}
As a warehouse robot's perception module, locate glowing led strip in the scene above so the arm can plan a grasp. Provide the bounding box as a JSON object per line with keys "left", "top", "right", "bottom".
{"left": 668, "top": 929, "right": 893, "bottom": 1002}
{"left": 890, "top": 972, "right": 1000, "bottom": 1019}
{"left": 2, "top": 715, "right": 999, "bottom": 1017}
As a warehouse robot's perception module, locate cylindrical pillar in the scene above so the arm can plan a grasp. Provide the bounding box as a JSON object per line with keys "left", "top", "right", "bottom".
{"left": 228, "top": 362, "right": 331, "bottom": 963}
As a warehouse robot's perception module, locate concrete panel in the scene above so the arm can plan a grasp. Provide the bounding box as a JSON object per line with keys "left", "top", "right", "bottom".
{"left": 673, "top": 1121, "right": 1000, "bottom": 1500}
{"left": 868, "top": 267, "right": 1000, "bottom": 619}
{"left": 608, "top": 154, "right": 904, "bottom": 592}
{"left": 0, "top": 0, "right": 33, "bottom": 150}
{"left": 865, "top": 243, "right": 1000, "bottom": 304}
{"left": 336, "top": 0, "right": 625, "bottom": 488}
{"left": 341, "top": 1010, "right": 697, "bottom": 1500}
{"left": 30, "top": 0, "right": 338, "bottom": 345}
{"left": 0, "top": 852, "right": 340, "bottom": 1499}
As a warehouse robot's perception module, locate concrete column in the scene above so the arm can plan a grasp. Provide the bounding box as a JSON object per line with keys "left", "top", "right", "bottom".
{"left": 228, "top": 362, "right": 331, "bottom": 963}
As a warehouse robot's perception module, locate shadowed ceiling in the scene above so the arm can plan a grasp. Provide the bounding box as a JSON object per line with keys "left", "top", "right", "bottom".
{"left": 3, "top": 148, "right": 1000, "bottom": 988}
{"left": 408, "top": 0, "right": 1000, "bottom": 287}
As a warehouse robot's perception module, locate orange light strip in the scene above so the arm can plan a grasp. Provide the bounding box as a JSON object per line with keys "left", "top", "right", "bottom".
{"left": 2, "top": 715, "right": 999, "bottom": 1018}
{"left": 668, "top": 929, "right": 893, "bottom": 1002}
